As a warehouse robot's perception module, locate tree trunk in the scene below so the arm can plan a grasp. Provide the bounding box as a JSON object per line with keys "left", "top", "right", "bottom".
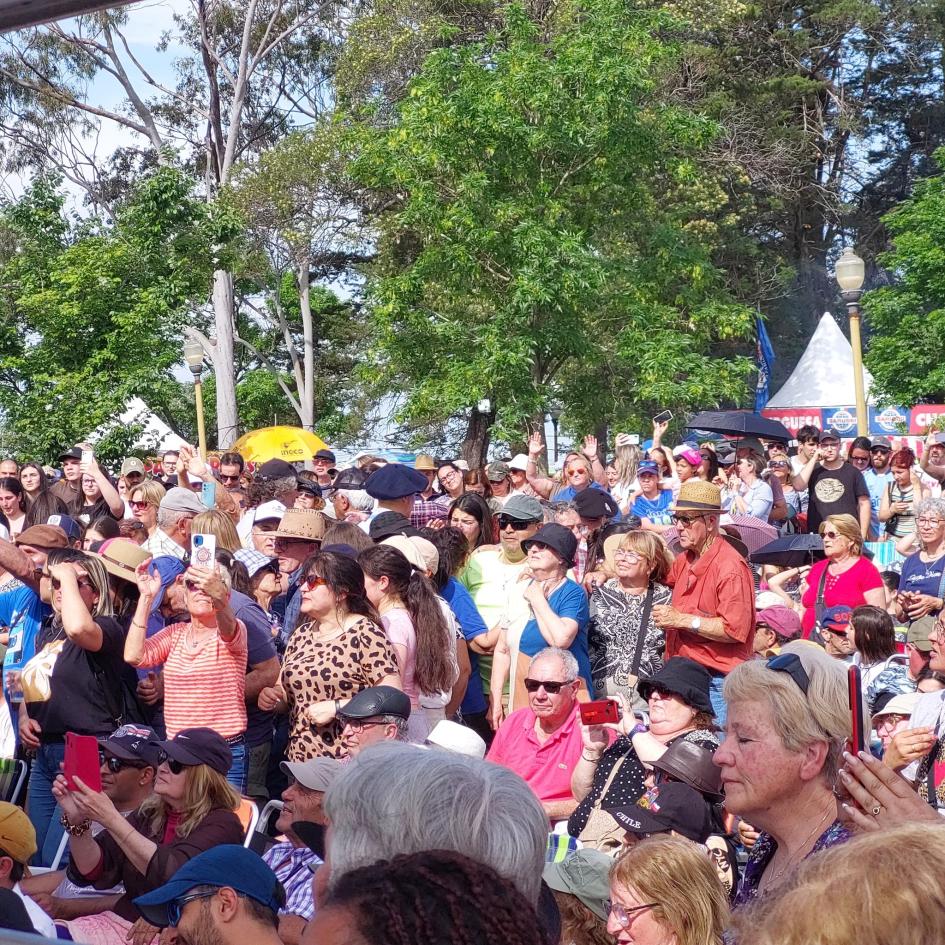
{"left": 211, "top": 269, "right": 239, "bottom": 446}
{"left": 461, "top": 404, "right": 495, "bottom": 468}
{"left": 298, "top": 254, "right": 315, "bottom": 430}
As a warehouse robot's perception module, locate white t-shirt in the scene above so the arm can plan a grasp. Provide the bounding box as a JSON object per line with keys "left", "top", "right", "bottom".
{"left": 14, "top": 882, "right": 56, "bottom": 937}
{"left": 904, "top": 690, "right": 945, "bottom": 787}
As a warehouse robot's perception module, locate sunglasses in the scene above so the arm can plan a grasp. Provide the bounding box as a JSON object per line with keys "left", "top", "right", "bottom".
{"left": 670, "top": 514, "right": 708, "bottom": 526}
{"left": 51, "top": 576, "right": 94, "bottom": 591}
{"left": 184, "top": 580, "right": 203, "bottom": 593}
{"left": 219, "top": 474, "right": 240, "bottom": 483}
{"left": 302, "top": 573, "right": 330, "bottom": 590}
{"left": 850, "top": 455, "right": 870, "bottom": 463}
{"left": 820, "top": 530, "right": 840, "bottom": 540}
{"left": 523, "top": 678, "right": 571, "bottom": 694}
{"left": 766, "top": 653, "right": 810, "bottom": 696}
{"left": 167, "top": 891, "right": 215, "bottom": 927}
{"left": 129, "top": 500, "right": 151, "bottom": 509}
{"left": 497, "top": 517, "right": 536, "bottom": 530}
{"left": 871, "top": 447, "right": 891, "bottom": 453}
{"left": 99, "top": 752, "right": 147, "bottom": 773}
{"left": 158, "top": 751, "right": 189, "bottom": 775}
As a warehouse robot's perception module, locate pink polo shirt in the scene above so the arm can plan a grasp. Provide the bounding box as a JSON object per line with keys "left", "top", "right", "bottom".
{"left": 487, "top": 704, "right": 589, "bottom": 804}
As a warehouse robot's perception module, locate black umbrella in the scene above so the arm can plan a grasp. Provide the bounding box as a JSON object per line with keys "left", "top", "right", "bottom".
{"left": 687, "top": 411, "right": 791, "bottom": 443}
{"left": 749, "top": 533, "right": 824, "bottom": 567}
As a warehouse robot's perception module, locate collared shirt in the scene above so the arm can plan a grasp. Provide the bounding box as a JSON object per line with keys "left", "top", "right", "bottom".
{"left": 411, "top": 494, "right": 450, "bottom": 529}
{"left": 664, "top": 536, "right": 755, "bottom": 674}
{"left": 486, "top": 704, "right": 586, "bottom": 804}
{"left": 263, "top": 841, "right": 321, "bottom": 919}
{"left": 143, "top": 528, "right": 186, "bottom": 561}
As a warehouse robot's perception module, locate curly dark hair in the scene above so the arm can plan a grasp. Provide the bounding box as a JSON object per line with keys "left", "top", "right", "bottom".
{"left": 324, "top": 850, "right": 546, "bottom": 945}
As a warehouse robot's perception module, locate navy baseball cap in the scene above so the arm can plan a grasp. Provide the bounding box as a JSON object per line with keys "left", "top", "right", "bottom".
{"left": 99, "top": 724, "right": 163, "bottom": 768}
{"left": 134, "top": 845, "right": 284, "bottom": 927}
{"left": 148, "top": 556, "right": 186, "bottom": 615}
{"left": 364, "top": 463, "right": 429, "bottom": 500}
{"left": 46, "top": 514, "right": 82, "bottom": 542}
{"left": 151, "top": 728, "right": 232, "bottom": 775}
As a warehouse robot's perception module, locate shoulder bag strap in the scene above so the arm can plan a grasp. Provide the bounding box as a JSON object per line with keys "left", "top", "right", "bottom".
{"left": 590, "top": 751, "right": 629, "bottom": 812}
{"left": 629, "top": 585, "right": 656, "bottom": 678}
{"left": 926, "top": 737, "right": 942, "bottom": 810}
{"left": 814, "top": 567, "right": 829, "bottom": 626}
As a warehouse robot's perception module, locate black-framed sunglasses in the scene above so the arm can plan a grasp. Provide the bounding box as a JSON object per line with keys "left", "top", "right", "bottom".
{"left": 497, "top": 517, "right": 536, "bottom": 531}
{"left": 766, "top": 653, "right": 810, "bottom": 696}
{"left": 167, "top": 891, "right": 216, "bottom": 927}
{"left": 871, "top": 446, "right": 891, "bottom": 453}
{"left": 99, "top": 752, "right": 147, "bottom": 773}
{"left": 158, "top": 751, "right": 189, "bottom": 775}
{"left": 523, "top": 678, "right": 570, "bottom": 694}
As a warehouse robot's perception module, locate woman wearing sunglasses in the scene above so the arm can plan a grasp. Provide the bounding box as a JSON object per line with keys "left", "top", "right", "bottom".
{"left": 125, "top": 560, "right": 248, "bottom": 790}
{"left": 607, "top": 836, "right": 729, "bottom": 945}
{"left": 715, "top": 643, "right": 852, "bottom": 906}
{"left": 799, "top": 514, "right": 885, "bottom": 639}
{"left": 18, "top": 549, "right": 138, "bottom": 866}
{"left": 128, "top": 481, "right": 166, "bottom": 540}
{"left": 53, "top": 727, "right": 243, "bottom": 945}
{"left": 257, "top": 551, "right": 401, "bottom": 760}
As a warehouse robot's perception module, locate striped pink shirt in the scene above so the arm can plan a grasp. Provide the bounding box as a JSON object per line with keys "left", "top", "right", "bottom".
{"left": 140, "top": 621, "right": 248, "bottom": 739}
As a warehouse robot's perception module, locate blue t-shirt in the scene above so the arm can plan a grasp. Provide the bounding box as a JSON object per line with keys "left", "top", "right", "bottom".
{"left": 631, "top": 490, "right": 674, "bottom": 526}
{"left": 519, "top": 578, "right": 592, "bottom": 689}
{"left": 864, "top": 468, "right": 893, "bottom": 537}
{"left": 553, "top": 482, "right": 606, "bottom": 504}
{"left": 898, "top": 552, "right": 945, "bottom": 600}
{"left": 442, "top": 577, "right": 488, "bottom": 715}
{"left": 0, "top": 586, "right": 51, "bottom": 684}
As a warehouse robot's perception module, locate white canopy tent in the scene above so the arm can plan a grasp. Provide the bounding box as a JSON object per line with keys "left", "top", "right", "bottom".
{"left": 88, "top": 397, "right": 187, "bottom": 453}
{"left": 766, "top": 312, "right": 875, "bottom": 408}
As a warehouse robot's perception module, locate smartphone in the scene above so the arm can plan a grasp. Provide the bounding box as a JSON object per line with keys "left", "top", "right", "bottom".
{"left": 64, "top": 732, "right": 102, "bottom": 792}
{"left": 580, "top": 699, "right": 620, "bottom": 726}
{"left": 848, "top": 664, "right": 865, "bottom": 754}
{"left": 200, "top": 480, "right": 216, "bottom": 509}
{"left": 80, "top": 449, "right": 94, "bottom": 467}
{"left": 190, "top": 533, "right": 217, "bottom": 570}
{"left": 625, "top": 434, "right": 640, "bottom": 445}
{"left": 652, "top": 410, "right": 673, "bottom": 425}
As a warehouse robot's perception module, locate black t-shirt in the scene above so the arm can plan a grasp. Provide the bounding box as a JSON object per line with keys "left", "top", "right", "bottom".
{"left": 807, "top": 463, "right": 868, "bottom": 534}
{"left": 26, "top": 615, "right": 133, "bottom": 738}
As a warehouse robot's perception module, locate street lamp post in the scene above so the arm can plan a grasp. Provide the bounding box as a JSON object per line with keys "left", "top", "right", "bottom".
{"left": 834, "top": 247, "right": 868, "bottom": 436}
{"left": 549, "top": 407, "right": 562, "bottom": 464}
{"left": 183, "top": 339, "right": 208, "bottom": 460}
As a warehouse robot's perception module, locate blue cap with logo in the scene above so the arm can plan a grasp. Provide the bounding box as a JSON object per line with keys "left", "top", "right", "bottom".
{"left": 134, "top": 845, "right": 284, "bottom": 927}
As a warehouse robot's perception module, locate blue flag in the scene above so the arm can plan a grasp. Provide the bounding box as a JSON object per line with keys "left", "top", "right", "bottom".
{"left": 755, "top": 315, "right": 776, "bottom": 412}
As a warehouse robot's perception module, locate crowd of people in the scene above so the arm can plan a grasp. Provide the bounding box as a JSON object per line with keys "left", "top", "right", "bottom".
{"left": 0, "top": 424, "right": 942, "bottom": 943}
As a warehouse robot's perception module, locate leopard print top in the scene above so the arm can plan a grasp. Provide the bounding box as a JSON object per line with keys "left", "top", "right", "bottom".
{"left": 282, "top": 616, "right": 399, "bottom": 760}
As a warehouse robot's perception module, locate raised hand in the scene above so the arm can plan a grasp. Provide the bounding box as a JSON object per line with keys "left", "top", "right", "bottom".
{"left": 527, "top": 431, "right": 545, "bottom": 457}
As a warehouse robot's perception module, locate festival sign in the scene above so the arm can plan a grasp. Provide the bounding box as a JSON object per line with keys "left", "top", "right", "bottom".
{"left": 821, "top": 407, "right": 858, "bottom": 436}
{"left": 760, "top": 409, "right": 823, "bottom": 436}
{"left": 868, "top": 406, "right": 910, "bottom": 436}
{"left": 909, "top": 405, "right": 945, "bottom": 434}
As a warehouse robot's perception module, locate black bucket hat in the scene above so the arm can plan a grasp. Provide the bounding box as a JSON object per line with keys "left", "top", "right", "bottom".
{"left": 637, "top": 657, "right": 713, "bottom": 715}
{"left": 521, "top": 523, "right": 578, "bottom": 568}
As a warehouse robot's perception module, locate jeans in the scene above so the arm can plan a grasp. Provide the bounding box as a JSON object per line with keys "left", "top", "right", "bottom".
{"left": 27, "top": 742, "right": 66, "bottom": 867}
{"left": 709, "top": 675, "right": 727, "bottom": 728}
{"left": 226, "top": 740, "right": 247, "bottom": 794}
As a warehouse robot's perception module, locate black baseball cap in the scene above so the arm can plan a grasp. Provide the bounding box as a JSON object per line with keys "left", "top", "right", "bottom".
{"left": 339, "top": 685, "right": 411, "bottom": 721}
{"left": 819, "top": 428, "right": 841, "bottom": 443}
{"left": 256, "top": 459, "right": 298, "bottom": 481}
{"left": 314, "top": 449, "right": 336, "bottom": 463}
{"left": 99, "top": 724, "right": 163, "bottom": 768}
{"left": 332, "top": 467, "right": 369, "bottom": 491}
{"left": 59, "top": 446, "right": 82, "bottom": 462}
{"left": 606, "top": 782, "right": 715, "bottom": 843}
{"left": 296, "top": 479, "right": 322, "bottom": 498}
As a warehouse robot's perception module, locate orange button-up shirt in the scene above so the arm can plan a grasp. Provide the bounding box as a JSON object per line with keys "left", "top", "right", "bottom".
{"left": 664, "top": 536, "right": 755, "bottom": 674}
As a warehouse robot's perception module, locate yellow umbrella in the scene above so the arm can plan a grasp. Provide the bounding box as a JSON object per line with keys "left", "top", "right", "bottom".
{"left": 233, "top": 426, "right": 330, "bottom": 465}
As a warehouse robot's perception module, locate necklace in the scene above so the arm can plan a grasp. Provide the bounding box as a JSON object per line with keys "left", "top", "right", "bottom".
{"left": 762, "top": 805, "right": 832, "bottom": 890}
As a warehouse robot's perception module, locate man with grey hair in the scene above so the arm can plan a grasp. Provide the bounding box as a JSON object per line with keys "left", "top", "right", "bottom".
{"left": 143, "top": 487, "right": 205, "bottom": 560}
{"left": 315, "top": 741, "right": 547, "bottom": 911}
{"left": 339, "top": 686, "right": 411, "bottom": 757}
{"left": 486, "top": 647, "right": 591, "bottom": 821}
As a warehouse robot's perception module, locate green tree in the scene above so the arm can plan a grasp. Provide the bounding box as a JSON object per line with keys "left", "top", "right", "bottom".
{"left": 350, "top": 0, "right": 754, "bottom": 462}
{"left": 0, "top": 168, "right": 236, "bottom": 462}
{"left": 862, "top": 147, "right": 945, "bottom": 405}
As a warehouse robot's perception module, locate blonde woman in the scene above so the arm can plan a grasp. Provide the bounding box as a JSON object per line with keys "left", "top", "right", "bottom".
{"left": 610, "top": 434, "right": 642, "bottom": 515}
{"left": 128, "top": 480, "right": 166, "bottom": 538}
{"left": 192, "top": 509, "right": 242, "bottom": 552}
{"left": 525, "top": 432, "right": 607, "bottom": 500}
{"left": 608, "top": 836, "right": 729, "bottom": 945}
{"left": 53, "top": 727, "right": 243, "bottom": 945}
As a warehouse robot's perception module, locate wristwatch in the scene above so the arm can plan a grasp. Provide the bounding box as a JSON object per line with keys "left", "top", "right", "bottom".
{"left": 690, "top": 616, "right": 702, "bottom": 632}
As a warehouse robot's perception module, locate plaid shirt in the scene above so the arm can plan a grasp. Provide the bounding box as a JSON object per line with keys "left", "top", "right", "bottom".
{"left": 411, "top": 494, "right": 451, "bottom": 529}
{"left": 263, "top": 841, "right": 322, "bottom": 919}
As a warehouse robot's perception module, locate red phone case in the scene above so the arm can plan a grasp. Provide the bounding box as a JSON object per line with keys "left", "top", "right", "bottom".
{"left": 580, "top": 699, "right": 620, "bottom": 726}
{"left": 64, "top": 732, "right": 102, "bottom": 793}
{"left": 848, "top": 665, "right": 865, "bottom": 754}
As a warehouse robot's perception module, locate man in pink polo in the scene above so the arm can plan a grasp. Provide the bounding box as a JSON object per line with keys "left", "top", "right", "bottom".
{"left": 487, "top": 647, "right": 599, "bottom": 820}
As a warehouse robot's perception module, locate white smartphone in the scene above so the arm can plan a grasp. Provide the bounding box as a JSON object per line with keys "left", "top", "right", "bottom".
{"left": 190, "top": 533, "right": 217, "bottom": 570}
{"left": 81, "top": 449, "right": 94, "bottom": 467}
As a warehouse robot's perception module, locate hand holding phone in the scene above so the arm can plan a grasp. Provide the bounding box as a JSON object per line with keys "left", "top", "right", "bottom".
{"left": 64, "top": 732, "right": 102, "bottom": 793}
{"left": 190, "top": 533, "right": 217, "bottom": 570}
{"left": 652, "top": 410, "right": 673, "bottom": 425}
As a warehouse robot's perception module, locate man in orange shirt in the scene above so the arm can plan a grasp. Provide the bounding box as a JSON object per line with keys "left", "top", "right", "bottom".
{"left": 652, "top": 480, "right": 754, "bottom": 725}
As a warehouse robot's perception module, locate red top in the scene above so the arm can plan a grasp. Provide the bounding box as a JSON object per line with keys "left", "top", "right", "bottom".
{"left": 664, "top": 536, "right": 755, "bottom": 674}
{"left": 801, "top": 556, "right": 884, "bottom": 636}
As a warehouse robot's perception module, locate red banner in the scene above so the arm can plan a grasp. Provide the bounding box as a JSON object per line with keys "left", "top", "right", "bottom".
{"left": 760, "top": 409, "right": 824, "bottom": 436}
{"left": 909, "top": 405, "right": 945, "bottom": 434}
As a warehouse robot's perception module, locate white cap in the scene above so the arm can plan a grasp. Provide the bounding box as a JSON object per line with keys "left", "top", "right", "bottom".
{"left": 509, "top": 454, "right": 529, "bottom": 471}
{"left": 253, "top": 500, "right": 287, "bottom": 522}
{"left": 872, "top": 692, "right": 922, "bottom": 722}
{"left": 425, "top": 720, "right": 486, "bottom": 759}
{"left": 382, "top": 535, "right": 428, "bottom": 572}
{"left": 755, "top": 591, "right": 784, "bottom": 611}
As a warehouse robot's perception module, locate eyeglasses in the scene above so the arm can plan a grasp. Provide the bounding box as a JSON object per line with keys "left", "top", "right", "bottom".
{"left": 614, "top": 550, "right": 642, "bottom": 562}
{"left": 341, "top": 718, "right": 387, "bottom": 733}
{"left": 607, "top": 901, "right": 658, "bottom": 928}
{"left": 670, "top": 514, "right": 708, "bottom": 526}
{"left": 439, "top": 471, "right": 460, "bottom": 483}
{"left": 918, "top": 518, "right": 945, "bottom": 527}
{"left": 302, "top": 573, "right": 330, "bottom": 590}
{"left": 498, "top": 517, "right": 536, "bottom": 531}
{"left": 523, "top": 678, "right": 570, "bottom": 694}
{"left": 820, "top": 529, "right": 840, "bottom": 540}
{"left": 167, "top": 891, "right": 216, "bottom": 927}
{"left": 99, "top": 752, "right": 147, "bottom": 773}
{"left": 766, "top": 653, "right": 810, "bottom": 696}
{"left": 158, "top": 752, "right": 189, "bottom": 775}
{"left": 51, "top": 576, "right": 94, "bottom": 591}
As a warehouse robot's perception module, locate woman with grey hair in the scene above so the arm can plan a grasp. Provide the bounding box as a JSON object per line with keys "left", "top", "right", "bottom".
{"left": 896, "top": 496, "right": 945, "bottom": 624}
{"left": 714, "top": 642, "right": 853, "bottom": 907}
{"left": 321, "top": 741, "right": 548, "bottom": 906}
